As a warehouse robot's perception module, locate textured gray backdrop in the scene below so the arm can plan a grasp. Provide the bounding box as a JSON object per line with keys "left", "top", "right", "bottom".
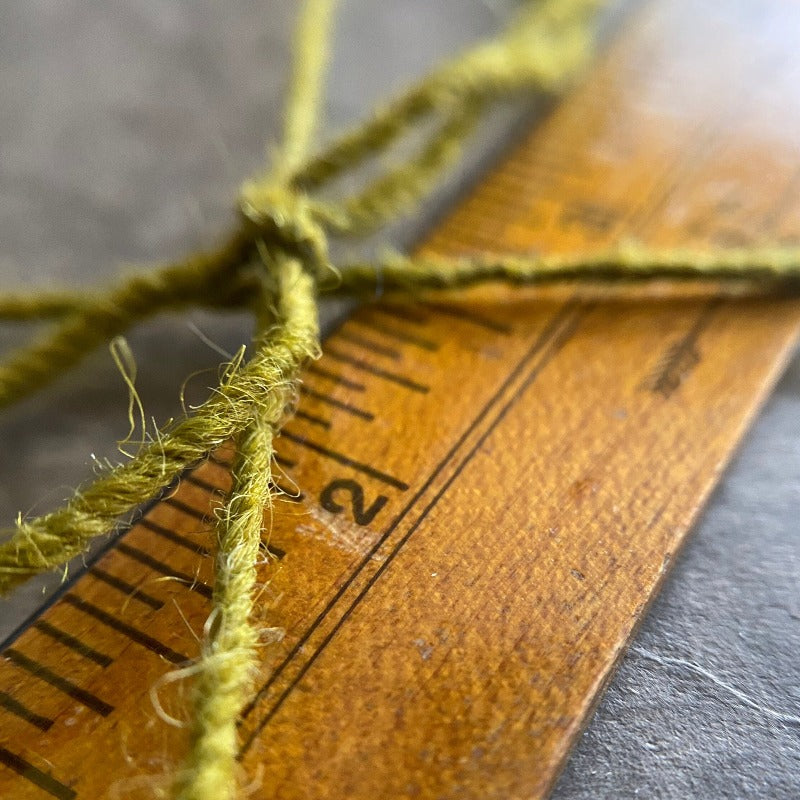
{"left": 0, "top": 1, "right": 797, "bottom": 797}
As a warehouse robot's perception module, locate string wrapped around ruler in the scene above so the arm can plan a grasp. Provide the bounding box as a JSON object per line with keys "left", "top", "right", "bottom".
{"left": 1, "top": 0, "right": 799, "bottom": 797}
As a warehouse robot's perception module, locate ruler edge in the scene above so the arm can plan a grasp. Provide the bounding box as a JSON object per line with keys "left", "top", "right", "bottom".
{"left": 543, "top": 305, "right": 800, "bottom": 796}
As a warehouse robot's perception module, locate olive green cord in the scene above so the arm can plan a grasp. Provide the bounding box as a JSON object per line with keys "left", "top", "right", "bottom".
{"left": 0, "top": 232, "right": 258, "bottom": 409}
{"left": 0, "top": 0, "right": 601, "bottom": 411}
{"left": 334, "top": 244, "right": 800, "bottom": 293}
{"left": 174, "top": 260, "right": 319, "bottom": 800}
{"left": 175, "top": 0, "right": 333, "bottom": 795}
{"left": 0, "top": 293, "right": 94, "bottom": 320}
{"left": 172, "top": 415, "right": 273, "bottom": 800}
{"left": 293, "top": 0, "right": 603, "bottom": 194}
{"left": 0, "top": 259, "right": 318, "bottom": 595}
{"left": 277, "top": 0, "right": 339, "bottom": 178}
{"left": 0, "top": 0, "right": 797, "bottom": 797}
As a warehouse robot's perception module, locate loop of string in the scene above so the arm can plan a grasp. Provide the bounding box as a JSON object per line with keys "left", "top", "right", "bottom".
{"left": 0, "top": 0, "right": 799, "bottom": 797}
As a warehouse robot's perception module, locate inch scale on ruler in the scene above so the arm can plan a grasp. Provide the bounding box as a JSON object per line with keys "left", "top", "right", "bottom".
{"left": 3, "top": 0, "right": 800, "bottom": 797}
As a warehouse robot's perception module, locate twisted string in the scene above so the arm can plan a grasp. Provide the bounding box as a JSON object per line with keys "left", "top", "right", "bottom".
{"left": 0, "top": 260, "right": 318, "bottom": 595}
{"left": 174, "top": 260, "right": 319, "bottom": 800}
{"left": 334, "top": 244, "right": 800, "bottom": 293}
{"left": 1, "top": 0, "right": 798, "bottom": 797}
{"left": 0, "top": 232, "right": 256, "bottom": 409}
{"left": 175, "top": 0, "right": 334, "bottom": 794}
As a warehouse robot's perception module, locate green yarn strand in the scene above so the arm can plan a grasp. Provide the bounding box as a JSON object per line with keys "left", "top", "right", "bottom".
{"left": 175, "top": 0, "right": 335, "bottom": 794}
{"left": 0, "top": 258, "right": 318, "bottom": 596}
{"left": 0, "top": 231, "right": 255, "bottom": 409}
{"left": 173, "top": 264, "right": 313, "bottom": 800}
{"left": 334, "top": 246, "right": 800, "bottom": 294}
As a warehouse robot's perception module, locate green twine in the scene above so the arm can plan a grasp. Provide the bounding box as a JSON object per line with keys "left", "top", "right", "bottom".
{"left": 0, "top": 0, "right": 798, "bottom": 797}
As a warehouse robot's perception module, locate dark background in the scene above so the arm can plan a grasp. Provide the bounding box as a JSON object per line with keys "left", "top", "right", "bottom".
{"left": 0, "top": 1, "right": 798, "bottom": 797}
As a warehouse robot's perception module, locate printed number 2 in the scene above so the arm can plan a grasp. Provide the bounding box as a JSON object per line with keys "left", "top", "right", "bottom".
{"left": 320, "top": 478, "right": 388, "bottom": 526}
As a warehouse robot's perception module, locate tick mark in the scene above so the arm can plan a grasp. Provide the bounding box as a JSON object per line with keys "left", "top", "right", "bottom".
{"left": 325, "top": 347, "right": 429, "bottom": 393}
{"left": 306, "top": 363, "right": 365, "bottom": 392}
{"left": 138, "top": 517, "right": 210, "bottom": 557}
{"left": 336, "top": 330, "right": 401, "bottom": 360}
{"left": 89, "top": 567, "right": 164, "bottom": 610}
{"left": 63, "top": 595, "right": 188, "bottom": 664}
{"left": 299, "top": 386, "right": 373, "bottom": 420}
{"left": 281, "top": 430, "right": 409, "bottom": 490}
{"left": 3, "top": 649, "right": 113, "bottom": 716}
{"left": 351, "top": 317, "right": 439, "bottom": 351}
{"left": 116, "top": 542, "right": 212, "bottom": 599}
{"left": 33, "top": 620, "right": 112, "bottom": 668}
{"left": 0, "top": 691, "right": 54, "bottom": 731}
{"left": 0, "top": 747, "right": 76, "bottom": 799}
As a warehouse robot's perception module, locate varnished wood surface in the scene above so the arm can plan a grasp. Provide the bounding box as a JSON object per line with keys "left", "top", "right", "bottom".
{"left": 2, "top": 0, "right": 800, "bottom": 797}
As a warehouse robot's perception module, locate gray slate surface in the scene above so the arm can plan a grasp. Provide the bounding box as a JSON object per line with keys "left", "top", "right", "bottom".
{"left": 0, "top": 1, "right": 798, "bottom": 797}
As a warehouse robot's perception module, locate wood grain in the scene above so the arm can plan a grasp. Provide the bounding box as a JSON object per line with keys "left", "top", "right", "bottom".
{"left": 2, "top": 0, "right": 800, "bottom": 797}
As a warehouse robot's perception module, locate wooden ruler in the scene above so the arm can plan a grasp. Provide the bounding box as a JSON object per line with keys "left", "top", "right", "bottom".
{"left": 3, "top": 0, "right": 800, "bottom": 797}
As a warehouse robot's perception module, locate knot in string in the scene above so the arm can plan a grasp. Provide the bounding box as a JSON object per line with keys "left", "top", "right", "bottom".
{"left": 238, "top": 179, "right": 332, "bottom": 283}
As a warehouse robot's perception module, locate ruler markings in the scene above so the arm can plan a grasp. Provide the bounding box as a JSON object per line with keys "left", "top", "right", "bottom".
{"left": 323, "top": 346, "right": 430, "bottom": 392}
{"left": 2, "top": 649, "right": 113, "bottom": 717}
{"left": 0, "top": 690, "right": 54, "bottom": 732}
{"left": 0, "top": 748, "right": 76, "bottom": 800}
{"left": 273, "top": 453, "right": 296, "bottom": 469}
{"left": 87, "top": 567, "right": 164, "bottom": 610}
{"left": 560, "top": 200, "right": 619, "bottom": 234}
{"left": 280, "top": 430, "right": 409, "bottom": 491}
{"left": 137, "top": 516, "right": 211, "bottom": 556}
{"left": 115, "top": 542, "right": 212, "bottom": 599}
{"left": 162, "top": 496, "right": 213, "bottom": 524}
{"left": 207, "top": 452, "right": 234, "bottom": 469}
{"left": 294, "top": 409, "right": 332, "bottom": 430}
{"left": 32, "top": 621, "right": 112, "bottom": 669}
{"left": 462, "top": 174, "right": 544, "bottom": 211}
{"left": 305, "top": 363, "right": 366, "bottom": 392}
{"left": 421, "top": 302, "right": 513, "bottom": 334}
{"left": 334, "top": 330, "right": 402, "bottom": 360}
{"left": 298, "top": 385, "right": 374, "bottom": 421}
{"left": 644, "top": 296, "right": 724, "bottom": 397}
{"left": 263, "top": 543, "right": 287, "bottom": 561}
{"left": 364, "top": 302, "right": 430, "bottom": 326}
{"left": 182, "top": 472, "right": 229, "bottom": 498}
{"left": 239, "top": 298, "right": 579, "bottom": 725}
{"left": 62, "top": 594, "right": 188, "bottom": 665}
{"left": 348, "top": 317, "right": 440, "bottom": 352}
{"left": 628, "top": 124, "right": 723, "bottom": 236}
{"left": 241, "top": 301, "right": 586, "bottom": 747}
